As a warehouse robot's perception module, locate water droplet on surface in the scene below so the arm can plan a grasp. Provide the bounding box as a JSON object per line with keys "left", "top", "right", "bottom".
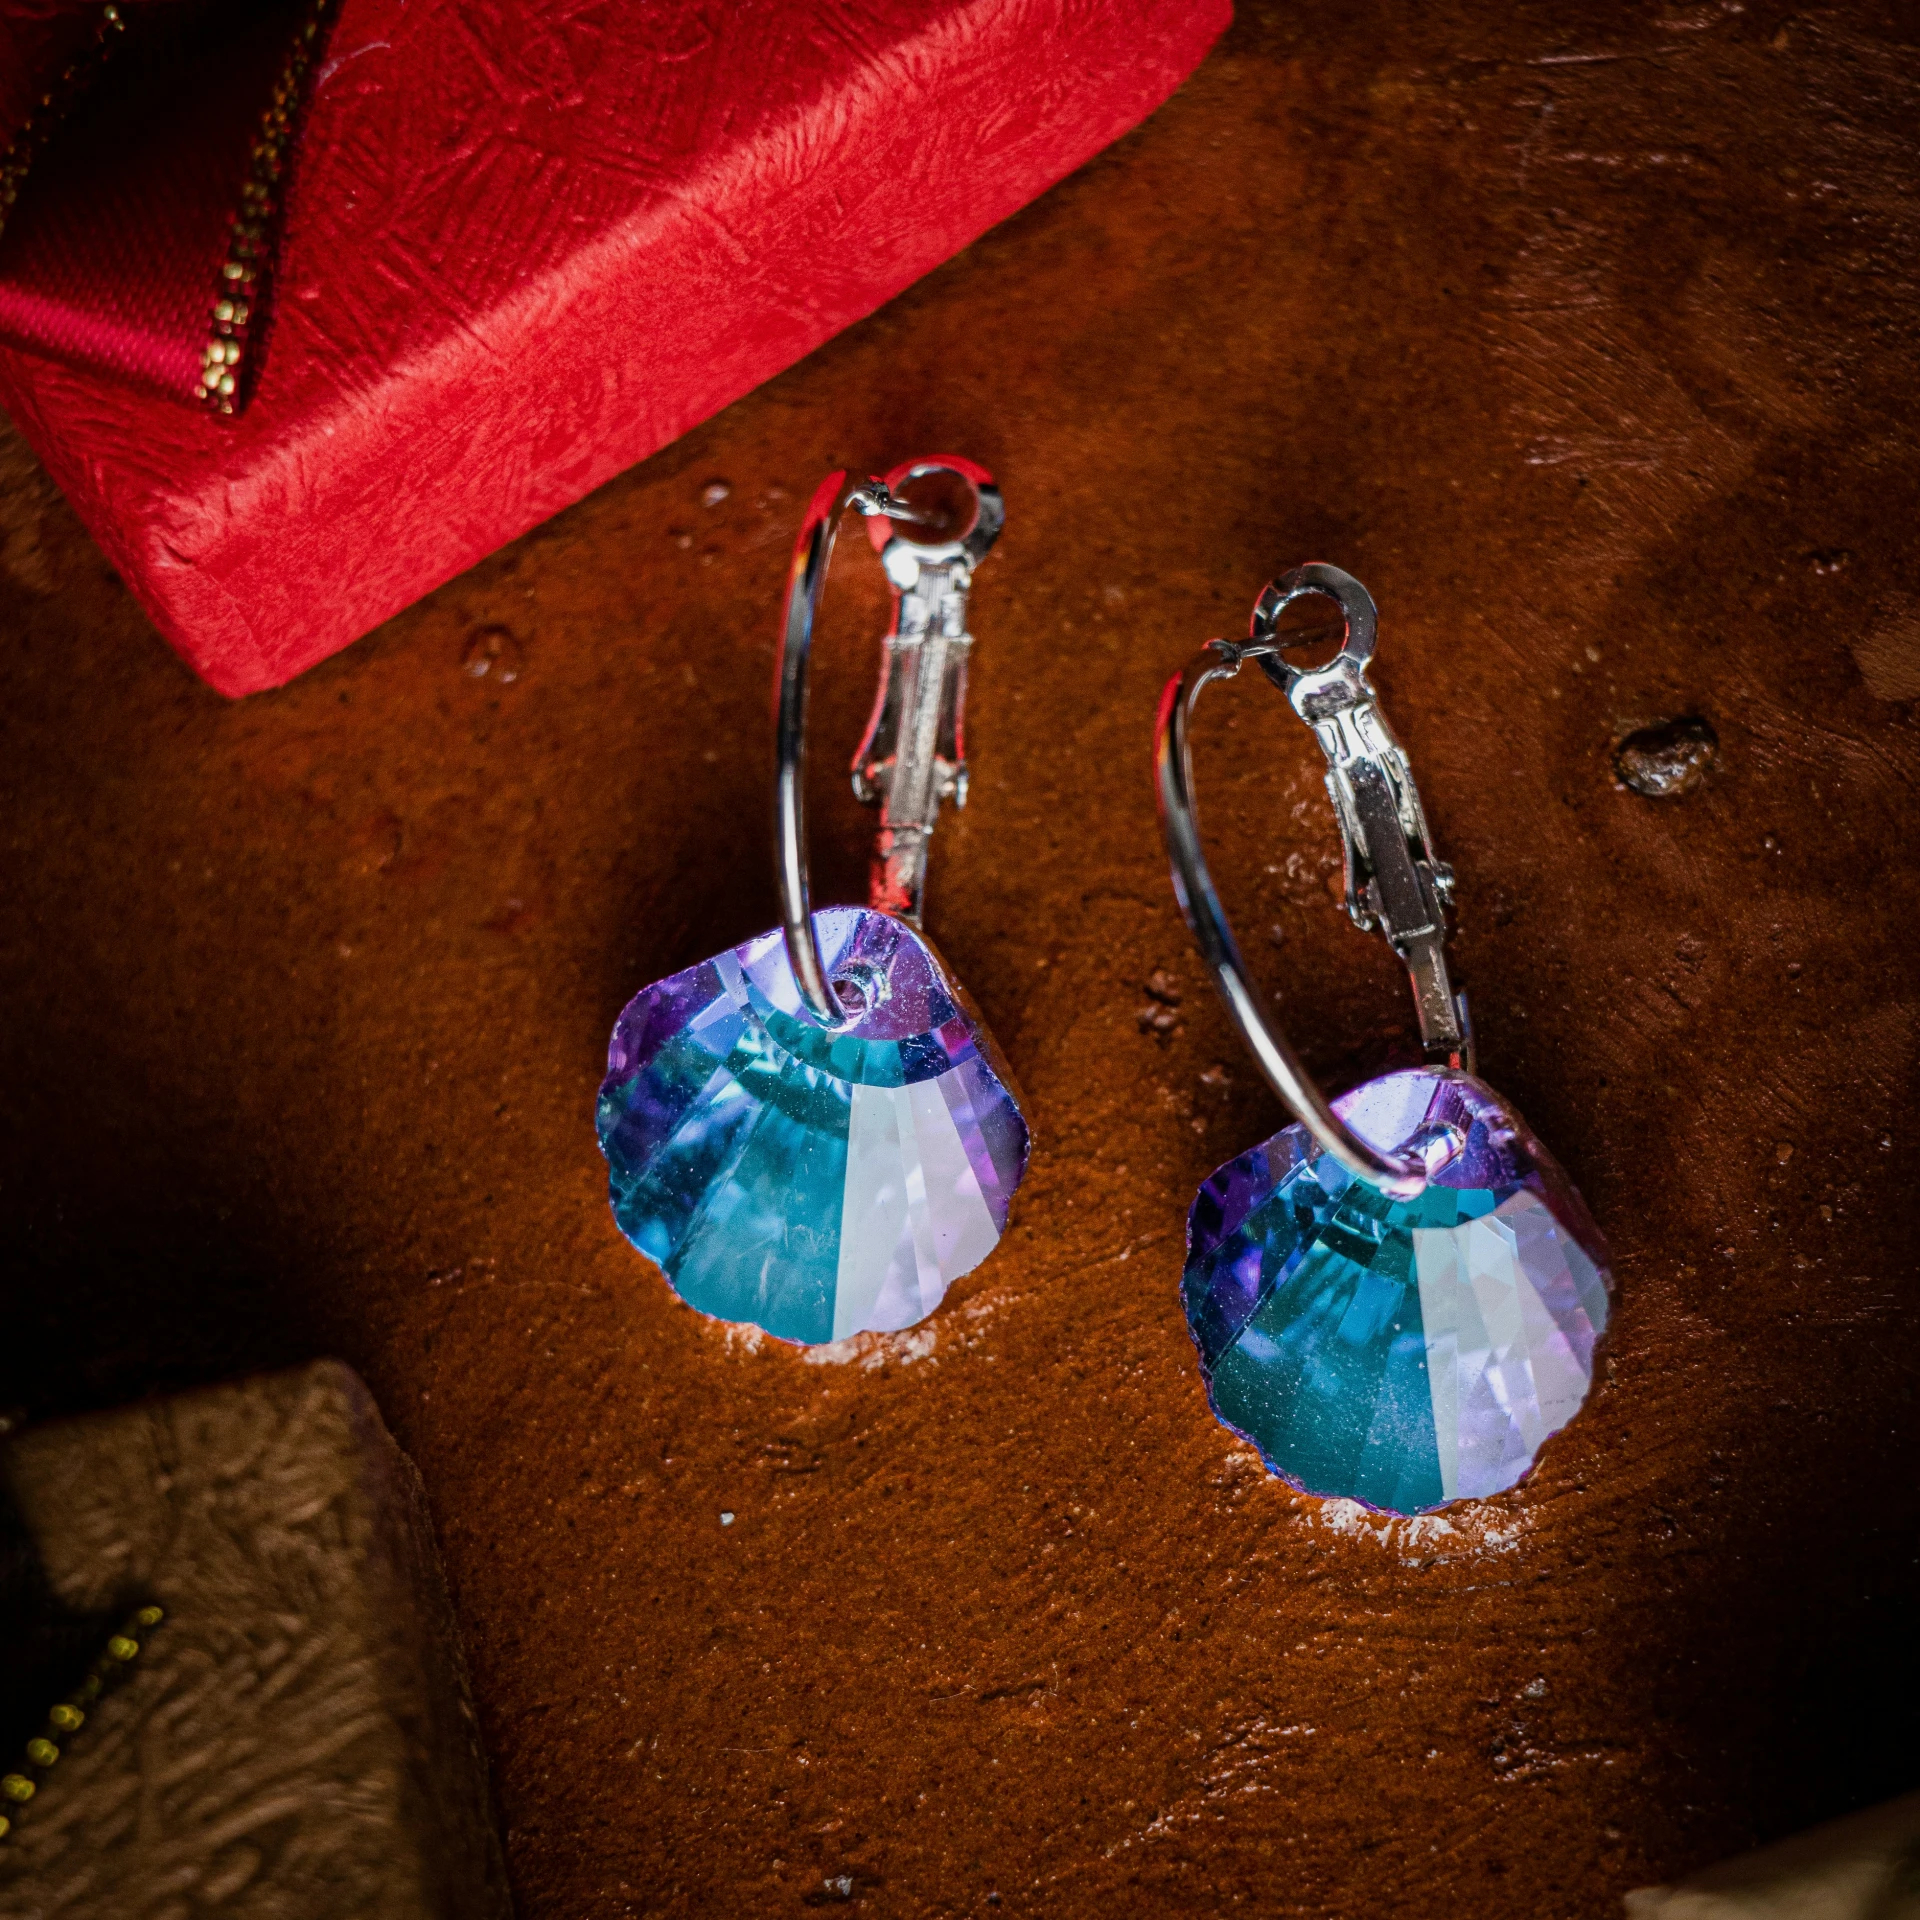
{"left": 702, "top": 480, "right": 732, "bottom": 506}
{"left": 1613, "top": 716, "right": 1717, "bottom": 797}
{"left": 462, "top": 625, "right": 524, "bottom": 684}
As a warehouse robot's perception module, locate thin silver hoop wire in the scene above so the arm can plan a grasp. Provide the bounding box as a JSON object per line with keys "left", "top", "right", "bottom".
{"left": 775, "top": 469, "right": 863, "bottom": 1027}
{"left": 1153, "top": 595, "right": 1433, "bottom": 1202}
{"left": 773, "top": 461, "right": 998, "bottom": 1027}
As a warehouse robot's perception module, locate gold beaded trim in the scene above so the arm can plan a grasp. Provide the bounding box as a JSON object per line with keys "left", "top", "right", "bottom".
{"left": 197, "top": 0, "right": 337, "bottom": 415}
{"left": 0, "top": 1603, "right": 164, "bottom": 1843}
{"left": 0, "top": 4, "right": 128, "bottom": 249}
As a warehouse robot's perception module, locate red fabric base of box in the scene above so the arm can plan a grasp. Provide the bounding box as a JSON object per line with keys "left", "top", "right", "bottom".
{"left": 0, "top": 0, "right": 1229, "bottom": 696}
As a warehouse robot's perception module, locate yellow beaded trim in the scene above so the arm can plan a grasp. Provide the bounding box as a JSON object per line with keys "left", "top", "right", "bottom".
{"left": 0, "top": 1603, "right": 163, "bottom": 1843}
{"left": 0, "top": 4, "right": 127, "bottom": 249}
{"left": 197, "top": 0, "right": 337, "bottom": 415}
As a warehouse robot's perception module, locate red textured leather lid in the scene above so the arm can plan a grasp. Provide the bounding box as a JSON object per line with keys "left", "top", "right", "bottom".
{"left": 0, "top": 0, "right": 1231, "bottom": 695}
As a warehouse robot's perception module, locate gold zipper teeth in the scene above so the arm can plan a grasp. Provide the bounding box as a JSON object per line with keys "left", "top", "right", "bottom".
{"left": 0, "top": 0, "right": 331, "bottom": 415}
{"left": 0, "top": 4, "right": 127, "bottom": 244}
{"left": 0, "top": 1604, "right": 164, "bottom": 1845}
{"left": 196, "top": 0, "right": 336, "bottom": 415}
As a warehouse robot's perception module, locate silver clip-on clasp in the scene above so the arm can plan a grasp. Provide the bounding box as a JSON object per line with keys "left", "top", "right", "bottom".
{"left": 1245, "top": 563, "right": 1473, "bottom": 1072}
{"left": 774, "top": 460, "right": 1002, "bottom": 1029}
{"left": 844, "top": 457, "right": 1004, "bottom": 926}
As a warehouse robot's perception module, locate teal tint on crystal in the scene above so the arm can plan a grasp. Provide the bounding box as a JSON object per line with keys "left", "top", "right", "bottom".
{"left": 1184, "top": 1069, "right": 1612, "bottom": 1514}
{"left": 598, "top": 909, "right": 1029, "bottom": 1346}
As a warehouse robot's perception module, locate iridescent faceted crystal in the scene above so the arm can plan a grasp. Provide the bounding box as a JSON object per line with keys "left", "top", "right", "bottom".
{"left": 597, "top": 908, "right": 1029, "bottom": 1345}
{"left": 1183, "top": 1070, "right": 1611, "bottom": 1515}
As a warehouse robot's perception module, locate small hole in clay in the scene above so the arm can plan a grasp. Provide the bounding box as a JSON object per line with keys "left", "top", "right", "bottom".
{"left": 1613, "top": 716, "right": 1718, "bottom": 798}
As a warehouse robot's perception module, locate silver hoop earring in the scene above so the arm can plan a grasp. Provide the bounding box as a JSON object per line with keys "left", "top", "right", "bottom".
{"left": 597, "top": 460, "right": 1031, "bottom": 1347}
{"left": 1155, "top": 563, "right": 1612, "bottom": 1514}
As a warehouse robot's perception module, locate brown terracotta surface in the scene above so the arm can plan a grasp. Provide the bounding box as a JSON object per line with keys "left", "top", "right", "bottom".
{"left": 2, "top": 3, "right": 1917, "bottom": 1914}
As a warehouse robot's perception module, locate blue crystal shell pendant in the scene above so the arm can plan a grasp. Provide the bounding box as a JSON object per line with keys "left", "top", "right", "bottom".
{"left": 1183, "top": 1068, "right": 1612, "bottom": 1515}
{"left": 597, "top": 907, "right": 1030, "bottom": 1346}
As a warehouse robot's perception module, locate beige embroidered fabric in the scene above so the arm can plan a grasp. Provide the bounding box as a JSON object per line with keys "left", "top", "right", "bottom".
{"left": 1627, "top": 1795, "right": 1920, "bottom": 1919}
{"left": 0, "top": 1364, "right": 511, "bottom": 1918}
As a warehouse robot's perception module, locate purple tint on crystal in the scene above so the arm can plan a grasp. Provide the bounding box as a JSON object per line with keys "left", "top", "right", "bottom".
{"left": 1192, "top": 1240, "right": 1271, "bottom": 1365}
{"left": 1182, "top": 1068, "right": 1613, "bottom": 1513}
{"left": 598, "top": 908, "right": 1030, "bottom": 1345}
{"left": 1503, "top": 1193, "right": 1609, "bottom": 1376}
{"left": 937, "top": 1048, "right": 1023, "bottom": 1231}
{"left": 930, "top": 1010, "right": 980, "bottom": 1069}
{"left": 1194, "top": 1139, "right": 1288, "bottom": 1245}
{"left": 1334, "top": 1074, "right": 1435, "bottom": 1163}
{"left": 1181, "top": 1141, "right": 1293, "bottom": 1367}
{"left": 736, "top": 910, "right": 956, "bottom": 1043}
{"left": 1336, "top": 1072, "right": 1605, "bottom": 1247}
{"left": 608, "top": 955, "right": 728, "bottom": 1079}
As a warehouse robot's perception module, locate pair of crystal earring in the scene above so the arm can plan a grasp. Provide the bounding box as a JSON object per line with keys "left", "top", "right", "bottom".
{"left": 596, "top": 461, "right": 1613, "bottom": 1518}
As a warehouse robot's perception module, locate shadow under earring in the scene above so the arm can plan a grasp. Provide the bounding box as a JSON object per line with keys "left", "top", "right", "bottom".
{"left": 1155, "top": 563, "right": 1612, "bottom": 1516}
{"left": 597, "top": 460, "right": 1031, "bottom": 1346}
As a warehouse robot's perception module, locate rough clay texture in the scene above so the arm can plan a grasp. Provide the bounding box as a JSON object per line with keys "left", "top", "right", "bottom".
{"left": 1, "top": 3, "right": 1917, "bottom": 1915}
{"left": 0, "top": 0, "right": 1229, "bottom": 695}
{"left": 0, "top": 1363, "right": 512, "bottom": 1919}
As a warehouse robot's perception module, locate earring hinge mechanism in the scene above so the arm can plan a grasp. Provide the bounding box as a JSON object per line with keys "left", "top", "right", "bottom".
{"left": 1238, "top": 571, "right": 1474, "bottom": 1072}
{"left": 844, "top": 466, "right": 1002, "bottom": 928}
{"left": 773, "top": 461, "right": 1002, "bottom": 1029}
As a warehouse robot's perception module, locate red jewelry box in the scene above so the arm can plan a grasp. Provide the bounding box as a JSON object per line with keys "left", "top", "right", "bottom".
{"left": 0, "top": 0, "right": 1229, "bottom": 696}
